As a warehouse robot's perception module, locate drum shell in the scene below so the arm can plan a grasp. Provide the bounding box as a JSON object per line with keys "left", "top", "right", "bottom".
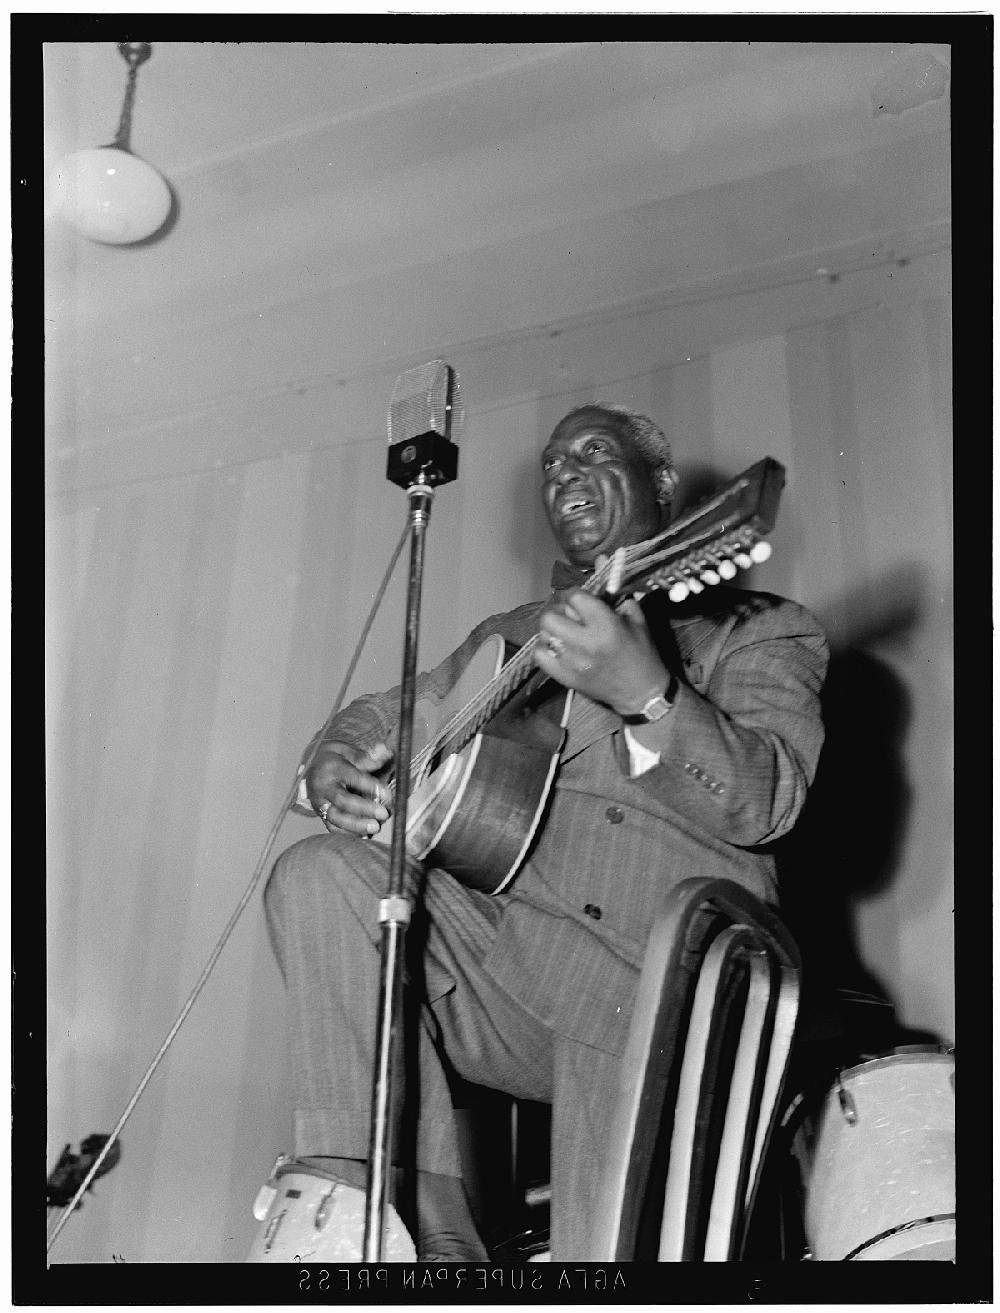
{"left": 804, "top": 1049, "right": 954, "bottom": 1261}
{"left": 246, "top": 1168, "right": 416, "bottom": 1262}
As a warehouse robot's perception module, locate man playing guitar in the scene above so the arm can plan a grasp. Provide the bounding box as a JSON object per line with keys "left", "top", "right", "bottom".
{"left": 250, "top": 403, "right": 828, "bottom": 1261}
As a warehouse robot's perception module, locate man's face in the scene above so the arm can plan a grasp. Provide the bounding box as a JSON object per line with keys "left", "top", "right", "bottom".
{"left": 540, "top": 409, "right": 663, "bottom": 568}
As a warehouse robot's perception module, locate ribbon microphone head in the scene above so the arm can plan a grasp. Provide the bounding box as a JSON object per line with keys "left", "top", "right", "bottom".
{"left": 386, "top": 360, "right": 462, "bottom": 489}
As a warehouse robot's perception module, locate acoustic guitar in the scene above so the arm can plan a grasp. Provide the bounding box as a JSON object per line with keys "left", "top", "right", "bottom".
{"left": 372, "top": 457, "right": 784, "bottom": 894}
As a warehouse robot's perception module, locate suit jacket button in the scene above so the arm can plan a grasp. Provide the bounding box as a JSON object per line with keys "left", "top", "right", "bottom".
{"left": 605, "top": 806, "right": 624, "bottom": 823}
{"left": 584, "top": 903, "right": 602, "bottom": 920}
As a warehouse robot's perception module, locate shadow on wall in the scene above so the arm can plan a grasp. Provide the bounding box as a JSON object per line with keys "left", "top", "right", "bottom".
{"left": 774, "top": 562, "right": 944, "bottom": 1062}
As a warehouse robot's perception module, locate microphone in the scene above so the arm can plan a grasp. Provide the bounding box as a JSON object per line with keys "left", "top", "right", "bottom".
{"left": 386, "top": 360, "right": 462, "bottom": 489}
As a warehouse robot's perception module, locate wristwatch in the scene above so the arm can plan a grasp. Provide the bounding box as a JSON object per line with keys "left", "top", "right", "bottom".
{"left": 622, "top": 671, "right": 679, "bottom": 725}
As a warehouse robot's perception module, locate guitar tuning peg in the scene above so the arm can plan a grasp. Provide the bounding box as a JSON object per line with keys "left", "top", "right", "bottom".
{"left": 733, "top": 551, "right": 753, "bottom": 570}
{"left": 700, "top": 568, "right": 721, "bottom": 586}
{"left": 685, "top": 576, "right": 705, "bottom": 594}
{"left": 668, "top": 581, "right": 689, "bottom": 603}
{"left": 718, "top": 559, "right": 737, "bottom": 580}
{"left": 749, "top": 540, "right": 772, "bottom": 564}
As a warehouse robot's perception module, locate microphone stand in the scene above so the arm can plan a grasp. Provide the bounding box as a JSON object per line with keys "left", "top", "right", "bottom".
{"left": 363, "top": 422, "right": 458, "bottom": 1262}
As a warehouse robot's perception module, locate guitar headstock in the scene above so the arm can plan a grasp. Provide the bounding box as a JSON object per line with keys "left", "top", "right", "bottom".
{"left": 591, "top": 458, "right": 785, "bottom": 604}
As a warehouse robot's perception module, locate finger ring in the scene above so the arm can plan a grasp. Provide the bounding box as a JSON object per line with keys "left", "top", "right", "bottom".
{"left": 318, "top": 800, "right": 332, "bottom": 823}
{"left": 546, "top": 637, "right": 564, "bottom": 657}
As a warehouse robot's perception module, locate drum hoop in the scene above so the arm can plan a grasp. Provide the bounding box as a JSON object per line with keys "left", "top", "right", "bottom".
{"left": 843, "top": 1212, "right": 955, "bottom": 1261}
{"left": 839, "top": 1047, "right": 953, "bottom": 1083}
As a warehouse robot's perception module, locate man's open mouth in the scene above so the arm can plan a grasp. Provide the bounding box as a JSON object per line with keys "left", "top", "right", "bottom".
{"left": 557, "top": 495, "right": 599, "bottom": 521}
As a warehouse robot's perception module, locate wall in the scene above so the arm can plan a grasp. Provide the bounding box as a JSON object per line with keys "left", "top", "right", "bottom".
{"left": 45, "top": 249, "right": 952, "bottom": 1262}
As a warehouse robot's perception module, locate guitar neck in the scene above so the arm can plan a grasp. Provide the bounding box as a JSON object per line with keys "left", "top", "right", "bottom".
{"left": 408, "top": 636, "right": 542, "bottom": 779}
{"left": 398, "top": 456, "right": 784, "bottom": 791}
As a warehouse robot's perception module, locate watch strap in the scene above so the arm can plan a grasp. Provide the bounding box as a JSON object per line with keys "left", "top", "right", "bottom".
{"left": 622, "top": 670, "right": 679, "bottom": 724}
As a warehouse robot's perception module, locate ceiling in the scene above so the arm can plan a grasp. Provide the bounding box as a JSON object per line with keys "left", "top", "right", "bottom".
{"left": 42, "top": 40, "right": 951, "bottom": 467}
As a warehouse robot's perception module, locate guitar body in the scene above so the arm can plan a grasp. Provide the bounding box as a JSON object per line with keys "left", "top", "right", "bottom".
{"left": 374, "top": 635, "right": 571, "bottom": 894}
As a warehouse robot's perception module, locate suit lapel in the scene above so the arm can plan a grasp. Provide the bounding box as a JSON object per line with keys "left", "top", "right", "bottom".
{"left": 561, "top": 693, "right": 622, "bottom": 762}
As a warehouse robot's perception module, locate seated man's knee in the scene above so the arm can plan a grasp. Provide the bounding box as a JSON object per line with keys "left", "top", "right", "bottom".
{"left": 265, "top": 832, "right": 362, "bottom": 911}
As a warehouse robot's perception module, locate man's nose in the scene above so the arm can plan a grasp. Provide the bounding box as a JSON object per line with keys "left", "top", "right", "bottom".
{"left": 554, "top": 455, "right": 585, "bottom": 484}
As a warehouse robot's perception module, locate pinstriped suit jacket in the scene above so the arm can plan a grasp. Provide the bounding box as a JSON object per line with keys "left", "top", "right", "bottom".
{"left": 320, "top": 577, "right": 828, "bottom": 1055}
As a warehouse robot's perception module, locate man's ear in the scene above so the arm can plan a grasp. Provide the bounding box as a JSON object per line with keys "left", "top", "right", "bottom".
{"left": 655, "top": 465, "right": 678, "bottom": 505}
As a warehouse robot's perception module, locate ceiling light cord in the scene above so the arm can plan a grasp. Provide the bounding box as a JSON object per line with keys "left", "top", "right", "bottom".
{"left": 110, "top": 42, "right": 152, "bottom": 151}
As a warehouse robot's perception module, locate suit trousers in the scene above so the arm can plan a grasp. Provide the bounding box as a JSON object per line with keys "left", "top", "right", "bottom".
{"left": 264, "top": 832, "right": 630, "bottom": 1259}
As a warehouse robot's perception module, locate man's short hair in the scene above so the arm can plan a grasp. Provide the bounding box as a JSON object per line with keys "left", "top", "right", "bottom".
{"left": 561, "top": 403, "right": 673, "bottom": 479}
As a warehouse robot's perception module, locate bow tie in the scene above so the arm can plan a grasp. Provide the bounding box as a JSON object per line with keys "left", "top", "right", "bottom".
{"left": 549, "top": 559, "right": 592, "bottom": 592}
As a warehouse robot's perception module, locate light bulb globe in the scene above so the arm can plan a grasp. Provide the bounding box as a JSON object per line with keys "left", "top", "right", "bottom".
{"left": 49, "top": 146, "right": 172, "bottom": 245}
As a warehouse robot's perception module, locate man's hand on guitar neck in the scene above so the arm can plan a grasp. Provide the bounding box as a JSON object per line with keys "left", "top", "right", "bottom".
{"left": 307, "top": 741, "right": 394, "bottom": 836}
{"left": 534, "top": 589, "right": 670, "bottom": 718}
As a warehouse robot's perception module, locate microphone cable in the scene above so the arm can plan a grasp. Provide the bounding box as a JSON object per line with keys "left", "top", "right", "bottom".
{"left": 46, "top": 515, "right": 411, "bottom": 1256}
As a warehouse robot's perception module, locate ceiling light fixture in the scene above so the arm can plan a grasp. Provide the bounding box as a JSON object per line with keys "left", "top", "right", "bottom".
{"left": 49, "top": 42, "right": 174, "bottom": 245}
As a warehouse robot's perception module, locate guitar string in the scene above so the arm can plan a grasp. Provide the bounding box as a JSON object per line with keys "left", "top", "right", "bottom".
{"left": 440, "top": 470, "right": 766, "bottom": 740}
{"left": 399, "top": 524, "right": 729, "bottom": 783}
{"left": 390, "top": 551, "right": 617, "bottom": 791}
{"left": 393, "top": 526, "right": 688, "bottom": 776}
{"left": 392, "top": 488, "right": 765, "bottom": 792}
{"left": 423, "top": 464, "right": 770, "bottom": 775}
{"left": 45, "top": 515, "right": 413, "bottom": 1256}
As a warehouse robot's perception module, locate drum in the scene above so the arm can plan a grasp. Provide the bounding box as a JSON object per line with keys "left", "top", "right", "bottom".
{"left": 246, "top": 1159, "right": 416, "bottom": 1262}
{"left": 803, "top": 1047, "right": 954, "bottom": 1261}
